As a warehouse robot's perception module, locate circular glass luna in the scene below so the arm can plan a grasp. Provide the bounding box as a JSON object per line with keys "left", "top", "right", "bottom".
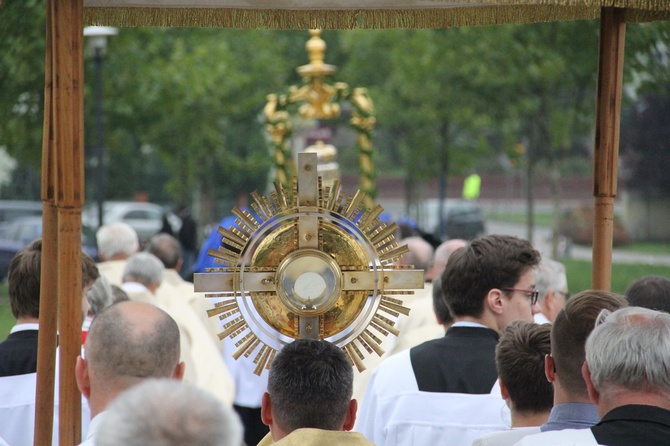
{"left": 275, "top": 248, "right": 343, "bottom": 316}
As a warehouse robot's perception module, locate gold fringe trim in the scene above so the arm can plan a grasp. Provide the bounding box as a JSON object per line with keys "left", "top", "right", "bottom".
{"left": 83, "top": 5, "right": 670, "bottom": 29}
{"left": 84, "top": 5, "right": 595, "bottom": 29}
{"left": 438, "top": 0, "right": 670, "bottom": 12}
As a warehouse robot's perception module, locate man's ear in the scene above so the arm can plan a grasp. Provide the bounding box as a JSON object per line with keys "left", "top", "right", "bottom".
{"left": 75, "top": 355, "right": 91, "bottom": 399}
{"left": 499, "top": 381, "right": 510, "bottom": 401}
{"left": 582, "top": 361, "right": 599, "bottom": 405}
{"left": 342, "top": 399, "right": 358, "bottom": 431}
{"left": 261, "top": 392, "right": 273, "bottom": 427}
{"left": 173, "top": 361, "right": 186, "bottom": 380}
{"left": 487, "top": 289, "right": 504, "bottom": 315}
{"left": 545, "top": 354, "right": 556, "bottom": 383}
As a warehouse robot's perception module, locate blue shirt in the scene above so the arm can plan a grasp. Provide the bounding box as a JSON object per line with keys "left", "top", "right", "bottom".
{"left": 541, "top": 402, "right": 600, "bottom": 432}
{"left": 193, "top": 214, "right": 240, "bottom": 273}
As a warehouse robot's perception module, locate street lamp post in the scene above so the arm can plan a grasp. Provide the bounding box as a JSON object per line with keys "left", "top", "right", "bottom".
{"left": 84, "top": 26, "right": 118, "bottom": 229}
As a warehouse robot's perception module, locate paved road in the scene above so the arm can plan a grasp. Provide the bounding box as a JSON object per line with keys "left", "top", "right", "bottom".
{"left": 376, "top": 197, "right": 670, "bottom": 266}
{"left": 487, "top": 220, "right": 670, "bottom": 266}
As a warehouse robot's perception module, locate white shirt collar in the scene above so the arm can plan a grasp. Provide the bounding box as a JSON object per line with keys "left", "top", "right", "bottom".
{"left": 121, "top": 281, "right": 150, "bottom": 294}
{"left": 451, "top": 321, "right": 489, "bottom": 329}
{"left": 10, "top": 323, "right": 39, "bottom": 334}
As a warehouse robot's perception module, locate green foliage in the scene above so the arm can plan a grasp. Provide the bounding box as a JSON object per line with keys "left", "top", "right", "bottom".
{"left": 1, "top": 7, "right": 669, "bottom": 217}
{"left": 0, "top": 0, "right": 46, "bottom": 169}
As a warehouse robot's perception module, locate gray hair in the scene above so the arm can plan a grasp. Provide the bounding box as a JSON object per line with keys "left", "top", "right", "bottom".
{"left": 535, "top": 259, "right": 567, "bottom": 302}
{"left": 96, "top": 222, "right": 139, "bottom": 261}
{"left": 400, "top": 236, "right": 434, "bottom": 270}
{"left": 268, "top": 339, "right": 353, "bottom": 432}
{"left": 86, "top": 276, "right": 115, "bottom": 316}
{"left": 96, "top": 379, "right": 243, "bottom": 446}
{"left": 122, "top": 252, "right": 164, "bottom": 288}
{"left": 86, "top": 301, "right": 180, "bottom": 388}
{"left": 586, "top": 306, "right": 670, "bottom": 395}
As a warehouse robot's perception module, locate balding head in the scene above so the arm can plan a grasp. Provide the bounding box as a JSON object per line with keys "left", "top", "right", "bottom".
{"left": 146, "top": 233, "right": 183, "bottom": 270}
{"left": 399, "top": 236, "right": 434, "bottom": 271}
{"left": 425, "top": 239, "right": 467, "bottom": 282}
{"left": 85, "top": 301, "right": 181, "bottom": 388}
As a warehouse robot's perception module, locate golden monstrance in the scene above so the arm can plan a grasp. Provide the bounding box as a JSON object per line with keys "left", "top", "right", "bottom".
{"left": 194, "top": 154, "right": 423, "bottom": 375}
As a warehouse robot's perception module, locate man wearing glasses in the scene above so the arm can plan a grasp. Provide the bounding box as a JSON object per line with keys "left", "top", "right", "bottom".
{"left": 534, "top": 259, "right": 570, "bottom": 324}
{"left": 357, "top": 234, "right": 541, "bottom": 446}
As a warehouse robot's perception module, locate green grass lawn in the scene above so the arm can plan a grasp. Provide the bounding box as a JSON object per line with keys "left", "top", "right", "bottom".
{"left": 0, "top": 296, "right": 14, "bottom": 342}
{"left": 484, "top": 210, "right": 555, "bottom": 227}
{"left": 564, "top": 259, "right": 670, "bottom": 295}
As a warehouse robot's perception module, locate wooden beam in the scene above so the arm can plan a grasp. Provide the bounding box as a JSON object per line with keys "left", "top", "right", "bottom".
{"left": 34, "top": 0, "right": 58, "bottom": 444}
{"left": 592, "top": 7, "right": 625, "bottom": 291}
{"left": 35, "top": 0, "right": 86, "bottom": 444}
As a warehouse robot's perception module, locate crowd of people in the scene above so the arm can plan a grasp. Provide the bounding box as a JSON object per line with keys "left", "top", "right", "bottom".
{"left": 1, "top": 216, "right": 670, "bottom": 445}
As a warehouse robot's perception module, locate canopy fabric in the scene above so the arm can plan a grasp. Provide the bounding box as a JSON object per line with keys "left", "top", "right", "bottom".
{"left": 83, "top": 0, "right": 670, "bottom": 28}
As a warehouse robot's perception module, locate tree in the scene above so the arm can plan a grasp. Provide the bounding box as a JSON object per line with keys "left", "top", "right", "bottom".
{"left": 0, "top": 0, "right": 46, "bottom": 197}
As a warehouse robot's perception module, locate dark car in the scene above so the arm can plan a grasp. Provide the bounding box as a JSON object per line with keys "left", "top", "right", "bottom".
{"left": 422, "top": 199, "right": 486, "bottom": 241}
{"left": 0, "top": 217, "right": 98, "bottom": 281}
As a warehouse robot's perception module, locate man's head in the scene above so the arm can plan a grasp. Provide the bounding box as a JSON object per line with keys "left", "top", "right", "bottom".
{"left": 548, "top": 290, "right": 627, "bottom": 401}
{"left": 399, "top": 236, "right": 434, "bottom": 271}
{"left": 625, "top": 275, "right": 670, "bottom": 313}
{"left": 496, "top": 321, "right": 553, "bottom": 421}
{"left": 146, "top": 233, "right": 183, "bottom": 271}
{"left": 96, "top": 379, "right": 242, "bottom": 446}
{"left": 261, "top": 339, "right": 356, "bottom": 441}
{"left": 441, "top": 234, "right": 541, "bottom": 330}
{"left": 8, "top": 239, "right": 100, "bottom": 321}
{"left": 584, "top": 307, "right": 670, "bottom": 414}
{"left": 425, "top": 239, "right": 467, "bottom": 282}
{"left": 432, "top": 270, "right": 453, "bottom": 328}
{"left": 76, "top": 301, "right": 184, "bottom": 416}
{"left": 534, "top": 259, "right": 568, "bottom": 322}
{"left": 96, "top": 222, "right": 140, "bottom": 261}
{"left": 122, "top": 252, "right": 164, "bottom": 294}
{"left": 7, "top": 239, "right": 42, "bottom": 320}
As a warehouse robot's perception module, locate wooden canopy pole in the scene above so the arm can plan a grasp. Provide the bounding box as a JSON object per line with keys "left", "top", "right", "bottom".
{"left": 34, "top": 1, "right": 58, "bottom": 444}
{"left": 35, "top": 0, "right": 86, "bottom": 444}
{"left": 592, "top": 7, "right": 625, "bottom": 291}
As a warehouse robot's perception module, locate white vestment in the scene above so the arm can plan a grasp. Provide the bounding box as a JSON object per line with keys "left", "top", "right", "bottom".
{"left": 513, "top": 428, "right": 598, "bottom": 446}
{"left": 355, "top": 349, "right": 509, "bottom": 446}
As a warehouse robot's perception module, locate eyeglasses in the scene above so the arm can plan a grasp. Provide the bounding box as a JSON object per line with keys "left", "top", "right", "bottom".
{"left": 502, "top": 288, "right": 539, "bottom": 306}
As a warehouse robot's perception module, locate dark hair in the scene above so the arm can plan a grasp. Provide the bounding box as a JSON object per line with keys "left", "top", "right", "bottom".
{"left": 268, "top": 339, "right": 352, "bottom": 432}
{"left": 625, "top": 276, "right": 670, "bottom": 314}
{"left": 551, "top": 290, "right": 627, "bottom": 397}
{"left": 496, "top": 321, "right": 553, "bottom": 414}
{"left": 8, "top": 239, "right": 42, "bottom": 319}
{"left": 146, "top": 233, "right": 182, "bottom": 269}
{"left": 442, "top": 234, "right": 540, "bottom": 318}
{"left": 8, "top": 239, "right": 99, "bottom": 319}
{"left": 432, "top": 270, "right": 452, "bottom": 325}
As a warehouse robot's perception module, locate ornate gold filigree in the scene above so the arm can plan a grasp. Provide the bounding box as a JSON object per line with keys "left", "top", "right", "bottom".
{"left": 195, "top": 153, "right": 423, "bottom": 374}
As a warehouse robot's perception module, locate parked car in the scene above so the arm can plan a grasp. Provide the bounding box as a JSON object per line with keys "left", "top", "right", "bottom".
{"left": 421, "top": 199, "right": 486, "bottom": 241}
{"left": 82, "top": 201, "right": 181, "bottom": 243}
{"left": 0, "top": 216, "right": 99, "bottom": 281}
{"left": 0, "top": 200, "right": 43, "bottom": 238}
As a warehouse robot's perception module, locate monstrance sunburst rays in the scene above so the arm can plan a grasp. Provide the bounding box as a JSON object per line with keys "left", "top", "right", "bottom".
{"left": 194, "top": 153, "right": 423, "bottom": 375}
